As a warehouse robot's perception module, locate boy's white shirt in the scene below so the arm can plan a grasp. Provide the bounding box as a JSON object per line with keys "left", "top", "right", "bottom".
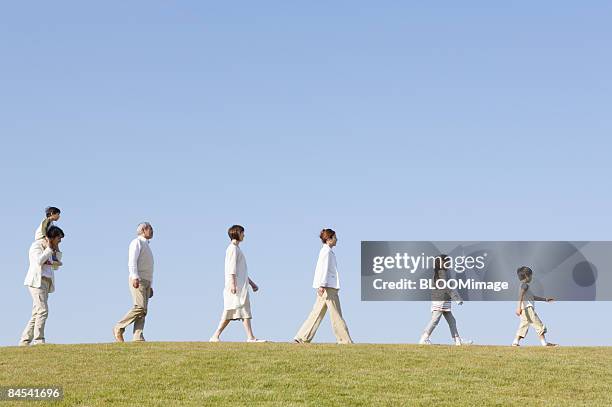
{"left": 312, "top": 245, "right": 340, "bottom": 289}
{"left": 24, "top": 240, "right": 62, "bottom": 293}
{"left": 223, "top": 243, "right": 249, "bottom": 310}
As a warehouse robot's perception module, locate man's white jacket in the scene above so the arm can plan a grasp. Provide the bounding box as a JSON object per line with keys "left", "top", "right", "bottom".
{"left": 23, "top": 240, "right": 61, "bottom": 293}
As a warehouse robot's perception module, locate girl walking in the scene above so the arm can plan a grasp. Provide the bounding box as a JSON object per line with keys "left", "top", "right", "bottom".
{"left": 419, "top": 254, "right": 472, "bottom": 346}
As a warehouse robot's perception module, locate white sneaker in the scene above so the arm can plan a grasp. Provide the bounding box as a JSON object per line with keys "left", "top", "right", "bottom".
{"left": 247, "top": 338, "right": 267, "bottom": 343}
{"left": 455, "top": 339, "right": 473, "bottom": 346}
{"left": 209, "top": 337, "right": 220, "bottom": 342}
{"left": 419, "top": 338, "right": 432, "bottom": 345}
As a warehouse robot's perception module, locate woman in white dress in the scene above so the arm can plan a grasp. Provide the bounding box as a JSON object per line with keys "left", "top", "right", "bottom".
{"left": 210, "top": 225, "right": 265, "bottom": 343}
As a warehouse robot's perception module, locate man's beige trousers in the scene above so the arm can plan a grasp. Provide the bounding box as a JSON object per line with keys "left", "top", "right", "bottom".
{"left": 20, "top": 277, "right": 51, "bottom": 345}
{"left": 115, "top": 278, "right": 151, "bottom": 341}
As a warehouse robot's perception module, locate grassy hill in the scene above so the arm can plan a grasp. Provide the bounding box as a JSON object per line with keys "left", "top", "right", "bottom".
{"left": 1, "top": 342, "right": 611, "bottom": 406}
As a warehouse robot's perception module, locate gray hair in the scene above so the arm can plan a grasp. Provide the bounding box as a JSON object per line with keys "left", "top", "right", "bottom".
{"left": 136, "top": 222, "right": 152, "bottom": 236}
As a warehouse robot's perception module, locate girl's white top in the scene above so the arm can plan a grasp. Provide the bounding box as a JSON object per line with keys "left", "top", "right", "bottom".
{"left": 312, "top": 244, "right": 340, "bottom": 289}
{"left": 223, "top": 242, "right": 249, "bottom": 310}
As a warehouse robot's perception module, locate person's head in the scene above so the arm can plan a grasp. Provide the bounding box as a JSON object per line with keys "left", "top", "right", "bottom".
{"left": 228, "top": 225, "right": 245, "bottom": 242}
{"left": 45, "top": 206, "right": 61, "bottom": 221}
{"left": 517, "top": 266, "right": 533, "bottom": 282}
{"left": 46, "top": 225, "right": 64, "bottom": 247}
{"left": 137, "top": 222, "right": 154, "bottom": 240}
{"left": 320, "top": 228, "right": 337, "bottom": 247}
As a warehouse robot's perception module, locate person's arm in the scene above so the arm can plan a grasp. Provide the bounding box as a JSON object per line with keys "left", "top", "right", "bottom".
{"left": 443, "top": 270, "right": 463, "bottom": 304}
{"left": 128, "top": 239, "right": 142, "bottom": 288}
{"left": 52, "top": 250, "right": 63, "bottom": 267}
{"left": 450, "top": 286, "right": 463, "bottom": 304}
{"left": 315, "top": 250, "right": 331, "bottom": 296}
{"left": 33, "top": 244, "right": 54, "bottom": 266}
{"left": 516, "top": 284, "right": 527, "bottom": 316}
{"left": 534, "top": 295, "right": 554, "bottom": 302}
{"left": 225, "top": 246, "right": 238, "bottom": 294}
{"left": 248, "top": 277, "right": 259, "bottom": 292}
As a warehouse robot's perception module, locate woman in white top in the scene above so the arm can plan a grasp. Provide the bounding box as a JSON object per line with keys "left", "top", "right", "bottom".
{"left": 419, "top": 254, "right": 472, "bottom": 346}
{"left": 293, "top": 228, "right": 353, "bottom": 344}
{"left": 210, "top": 225, "right": 265, "bottom": 343}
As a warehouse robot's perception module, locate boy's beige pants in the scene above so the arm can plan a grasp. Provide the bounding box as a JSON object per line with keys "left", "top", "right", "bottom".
{"left": 516, "top": 306, "right": 547, "bottom": 338}
{"left": 115, "top": 278, "right": 151, "bottom": 341}
{"left": 295, "top": 287, "right": 353, "bottom": 344}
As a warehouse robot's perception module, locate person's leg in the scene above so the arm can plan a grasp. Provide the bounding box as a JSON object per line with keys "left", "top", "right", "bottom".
{"left": 513, "top": 310, "right": 529, "bottom": 346}
{"left": 242, "top": 319, "right": 256, "bottom": 340}
{"left": 114, "top": 279, "right": 147, "bottom": 339}
{"left": 20, "top": 286, "right": 45, "bottom": 345}
{"left": 443, "top": 311, "right": 470, "bottom": 345}
{"left": 325, "top": 288, "right": 353, "bottom": 344}
{"left": 132, "top": 280, "right": 151, "bottom": 341}
{"left": 421, "top": 311, "right": 443, "bottom": 343}
{"left": 443, "top": 311, "right": 459, "bottom": 339}
{"left": 526, "top": 308, "right": 555, "bottom": 346}
{"left": 211, "top": 319, "right": 231, "bottom": 340}
{"left": 294, "top": 291, "right": 328, "bottom": 343}
{"left": 32, "top": 280, "right": 50, "bottom": 344}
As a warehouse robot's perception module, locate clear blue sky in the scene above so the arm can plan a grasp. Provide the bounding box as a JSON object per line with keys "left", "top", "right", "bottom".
{"left": 1, "top": 2, "right": 611, "bottom": 346}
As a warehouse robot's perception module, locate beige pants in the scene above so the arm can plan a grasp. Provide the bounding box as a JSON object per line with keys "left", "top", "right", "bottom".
{"left": 20, "top": 277, "right": 52, "bottom": 345}
{"left": 516, "top": 306, "right": 547, "bottom": 338}
{"left": 115, "top": 278, "right": 151, "bottom": 341}
{"left": 295, "top": 287, "right": 353, "bottom": 344}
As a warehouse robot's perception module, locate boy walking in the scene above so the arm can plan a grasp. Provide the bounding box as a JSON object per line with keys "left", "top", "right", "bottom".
{"left": 512, "top": 266, "right": 558, "bottom": 347}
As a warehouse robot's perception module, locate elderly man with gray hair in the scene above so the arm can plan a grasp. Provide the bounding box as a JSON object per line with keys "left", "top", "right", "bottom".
{"left": 113, "top": 222, "right": 155, "bottom": 342}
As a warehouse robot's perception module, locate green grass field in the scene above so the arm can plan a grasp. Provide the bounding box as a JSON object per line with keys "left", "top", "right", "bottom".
{"left": 1, "top": 342, "right": 611, "bottom": 406}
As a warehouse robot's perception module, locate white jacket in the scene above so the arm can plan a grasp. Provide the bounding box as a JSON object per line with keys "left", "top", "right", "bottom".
{"left": 23, "top": 240, "right": 62, "bottom": 293}
{"left": 312, "top": 245, "right": 340, "bottom": 289}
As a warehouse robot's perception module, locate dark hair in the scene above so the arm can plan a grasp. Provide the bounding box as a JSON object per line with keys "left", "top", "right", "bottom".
{"left": 46, "top": 226, "right": 65, "bottom": 239}
{"left": 517, "top": 266, "right": 533, "bottom": 281}
{"left": 45, "top": 207, "right": 61, "bottom": 218}
{"left": 320, "top": 228, "right": 336, "bottom": 243}
{"left": 228, "top": 225, "right": 245, "bottom": 241}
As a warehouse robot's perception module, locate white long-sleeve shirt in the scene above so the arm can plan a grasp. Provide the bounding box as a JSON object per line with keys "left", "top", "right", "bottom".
{"left": 128, "top": 236, "right": 154, "bottom": 283}
{"left": 312, "top": 244, "right": 340, "bottom": 289}
{"left": 24, "top": 240, "right": 62, "bottom": 293}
